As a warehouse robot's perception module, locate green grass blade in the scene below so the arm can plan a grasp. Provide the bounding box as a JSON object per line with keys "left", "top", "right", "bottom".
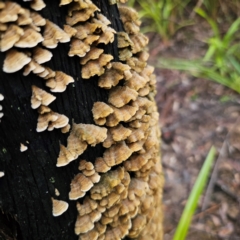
{"left": 223, "top": 18, "right": 240, "bottom": 46}
{"left": 158, "top": 58, "right": 240, "bottom": 93}
{"left": 228, "top": 56, "right": 240, "bottom": 75}
{"left": 173, "top": 146, "right": 217, "bottom": 240}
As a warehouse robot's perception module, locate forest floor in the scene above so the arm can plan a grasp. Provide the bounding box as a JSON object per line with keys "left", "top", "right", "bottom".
{"left": 148, "top": 24, "right": 240, "bottom": 240}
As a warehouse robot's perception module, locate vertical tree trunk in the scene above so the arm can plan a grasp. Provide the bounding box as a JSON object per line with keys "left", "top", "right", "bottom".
{"left": 0, "top": 1, "right": 164, "bottom": 239}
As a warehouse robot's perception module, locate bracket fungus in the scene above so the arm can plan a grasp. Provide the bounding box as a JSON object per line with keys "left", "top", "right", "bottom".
{"left": 109, "top": 124, "right": 132, "bottom": 142}
{"left": 30, "top": 0, "right": 46, "bottom": 11}
{"left": 94, "top": 157, "right": 111, "bottom": 173}
{"left": 82, "top": 54, "right": 113, "bottom": 79}
{"left": 36, "top": 106, "right": 69, "bottom": 132}
{"left": 32, "top": 47, "right": 53, "bottom": 64}
{"left": 80, "top": 47, "right": 104, "bottom": 65}
{"left": 14, "top": 27, "right": 44, "bottom": 48}
{"left": 20, "top": 143, "right": 28, "bottom": 152}
{"left": 90, "top": 167, "right": 125, "bottom": 200}
{"left": 57, "top": 144, "right": 76, "bottom": 167}
{"left": 31, "top": 85, "right": 56, "bottom": 109}
{"left": 92, "top": 102, "right": 113, "bottom": 122}
{"left": 42, "top": 20, "right": 70, "bottom": 48}
{"left": 57, "top": 123, "right": 107, "bottom": 167}
{"left": 30, "top": 12, "right": 46, "bottom": 26}
{"left": 105, "top": 105, "right": 138, "bottom": 127}
{"left": 55, "top": 188, "right": 60, "bottom": 196}
{"left": 69, "top": 173, "right": 94, "bottom": 200}
{"left": 68, "top": 38, "right": 91, "bottom": 57}
{"left": 3, "top": 50, "right": 31, "bottom": 73}
{"left": 98, "top": 62, "right": 131, "bottom": 89}
{"left": 59, "top": 0, "right": 73, "bottom": 6}
{"left": 73, "top": 22, "right": 101, "bottom": 40}
{"left": 52, "top": 198, "right": 69, "bottom": 217}
{"left": 17, "top": 10, "right": 33, "bottom": 26}
{"left": 0, "top": 1, "right": 163, "bottom": 239}
{"left": 72, "top": 123, "right": 107, "bottom": 146}
{"left": 45, "top": 71, "right": 74, "bottom": 92}
{"left": 118, "top": 6, "right": 141, "bottom": 34}
{"left": 0, "top": 2, "right": 24, "bottom": 23}
{"left": 63, "top": 24, "right": 77, "bottom": 37}
{"left": 103, "top": 141, "right": 132, "bottom": 167}
{"left": 0, "top": 24, "right": 24, "bottom": 52}
{"left": 76, "top": 196, "right": 98, "bottom": 217}
{"left": 78, "top": 160, "right": 101, "bottom": 183}
{"left": 129, "top": 33, "right": 149, "bottom": 54}
{"left": 108, "top": 86, "right": 138, "bottom": 108}
{"left": 66, "top": 3, "right": 99, "bottom": 26}
{"left": 75, "top": 209, "right": 102, "bottom": 235}
{"left": 117, "top": 31, "right": 133, "bottom": 48}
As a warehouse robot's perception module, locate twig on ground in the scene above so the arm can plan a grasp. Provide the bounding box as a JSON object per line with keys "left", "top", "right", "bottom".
{"left": 201, "top": 117, "right": 240, "bottom": 214}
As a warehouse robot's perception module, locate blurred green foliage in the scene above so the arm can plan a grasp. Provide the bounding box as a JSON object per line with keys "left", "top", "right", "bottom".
{"left": 158, "top": 7, "right": 240, "bottom": 93}
{"left": 127, "top": 0, "right": 193, "bottom": 45}
{"left": 128, "top": 0, "right": 240, "bottom": 93}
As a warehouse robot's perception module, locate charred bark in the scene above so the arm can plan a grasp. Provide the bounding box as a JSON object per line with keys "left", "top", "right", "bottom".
{"left": 0, "top": 1, "right": 163, "bottom": 240}
{"left": 0, "top": 1, "right": 124, "bottom": 239}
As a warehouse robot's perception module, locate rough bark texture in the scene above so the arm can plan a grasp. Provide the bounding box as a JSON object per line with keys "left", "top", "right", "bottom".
{"left": 0, "top": 1, "right": 163, "bottom": 240}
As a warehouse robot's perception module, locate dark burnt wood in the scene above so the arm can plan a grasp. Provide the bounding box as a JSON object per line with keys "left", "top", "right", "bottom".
{"left": 0, "top": 1, "right": 124, "bottom": 239}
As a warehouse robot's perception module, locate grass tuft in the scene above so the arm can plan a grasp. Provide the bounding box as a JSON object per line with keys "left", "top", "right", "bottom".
{"left": 173, "top": 146, "right": 217, "bottom": 240}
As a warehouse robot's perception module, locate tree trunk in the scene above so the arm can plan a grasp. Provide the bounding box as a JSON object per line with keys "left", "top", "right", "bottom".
{"left": 0, "top": 1, "right": 164, "bottom": 240}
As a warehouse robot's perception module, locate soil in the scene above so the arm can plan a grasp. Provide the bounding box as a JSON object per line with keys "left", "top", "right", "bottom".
{"left": 148, "top": 26, "right": 240, "bottom": 240}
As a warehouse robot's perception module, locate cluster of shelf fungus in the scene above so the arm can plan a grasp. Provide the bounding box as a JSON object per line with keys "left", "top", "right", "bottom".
{"left": 0, "top": 0, "right": 163, "bottom": 239}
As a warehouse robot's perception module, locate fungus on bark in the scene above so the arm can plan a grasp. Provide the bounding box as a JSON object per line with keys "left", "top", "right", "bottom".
{"left": 52, "top": 198, "right": 69, "bottom": 217}
{"left": 81, "top": 54, "right": 113, "bottom": 79}
{"left": 59, "top": 0, "right": 73, "bottom": 6}
{"left": 31, "top": 85, "right": 56, "bottom": 109}
{"left": 69, "top": 173, "right": 94, "bottom": 200}
{"left": 108, "top": 86, "right": 138, "bottom": 108}
{"left": 55, "top": 188, "right": 60, "bottom": 196}
{"left": 30, "top": 11, "right": 46, "bottom": 26}
{"left": 14, "top": 27, "right": 44, "bottom": 48}
{"left": 30, "top": 0, "right": 46, "bottom": 11}
{"left": 45, "top": 71, "right": 74, "bottom": 92}
{"left": 3, "top": 50, "right": 31, "bottom": 73}
{"left": 0, "top": 0, "right": 164, "bottom": 239}
{"left": 17, "top": 10, "right": 33, "bottom": 26}
{"left": 36, "top": 106, "right": 69, "bottom": 132}
{"left": 20, "top": 143, "right": 28, "bottom": 152}
{"left": 80, "top": 47, "right": 104, "bottom": 65}
{"left": 56, "top": 123, "right": 107, "bottom": 167}
{"left": 0, "top": 2, "right": 24, "bottom": 23}
{"left": 42, "top": 20, "right": 70, "bottom": 48}
{"left": 32, "top": 47, "right": 53, "bottom": 64}
{"left": 92, "top": 102, "right": 113, "bottom": 121}
{"left": 0, "top": 25, "right": 24, "bottom": 52}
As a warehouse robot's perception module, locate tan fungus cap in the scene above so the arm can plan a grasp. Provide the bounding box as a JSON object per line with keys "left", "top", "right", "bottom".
{"left": 32, "top": 47, "right": 53, "bottom": 64}
{"left": 52, "top": 198, "right": 69, "bottom": 217}
{"left": 31, "top": 85, "right": 56, "bottom": 109}
{"left": 30, "top": 12, "right": 46, "bottom": 26}
{"left": 42, "top": 20, "right": 70, "bottom": 48}
{"left": 0, "top": 2, "right": 24, "bottom": 23}
{"left": 45, "top": 71, "right": 74, "bottom": 92}
{"left": 3, "top": 50, "right": 31, "bottom": 73}
{"left": 0, "top": 24, "right": 24, "bottom": 52}
{"left": 20, "top": 143, "right": 28, "bottom": 152}
{"left": 14, "top": 27, "right": 44, "bottom": 48}
{"left": 30, "top": 0, "right": 46, "bottom": 11}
